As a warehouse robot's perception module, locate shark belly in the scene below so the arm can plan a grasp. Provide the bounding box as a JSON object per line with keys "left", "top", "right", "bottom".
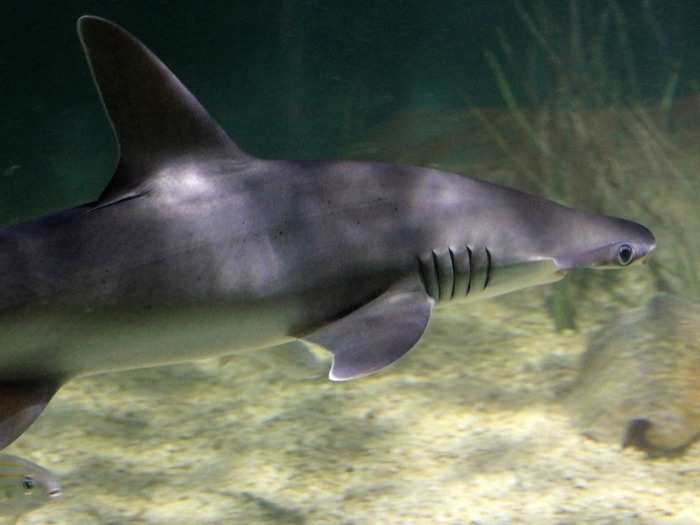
{"left": 0, "top": 194, "right": 407, "bottom": 380}
{"left": 0, "top": 279, "right": 296, "bottom": 381}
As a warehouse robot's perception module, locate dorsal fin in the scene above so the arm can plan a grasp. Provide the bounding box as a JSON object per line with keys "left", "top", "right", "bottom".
{"left": 77, "top": 16, "right": 247, "bottom": 203}
{"left": 302, "top": 277, "right": 433, "bottom": 381}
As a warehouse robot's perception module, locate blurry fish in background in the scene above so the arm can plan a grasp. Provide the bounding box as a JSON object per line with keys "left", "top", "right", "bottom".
{"left": 220, "top": 341, "right": 332, "bottom": 381}
{"left": 566, "top": 294, "right": 700, "bottom": 453}
{"left": 1, "top": 165, "right": 20, "bottom": 177}
{"left": 0, "top": 454, "right": 61, "bottom": 523}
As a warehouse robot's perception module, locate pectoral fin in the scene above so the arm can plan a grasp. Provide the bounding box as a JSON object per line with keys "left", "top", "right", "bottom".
{"left": 303, "top": 279, "right": 433, "bottom": 381}
{"left": 0, "top": 380, "right": 60, "bottom": 450}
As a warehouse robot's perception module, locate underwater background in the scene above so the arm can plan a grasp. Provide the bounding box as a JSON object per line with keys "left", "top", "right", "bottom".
{"left": 3, "top": 0, "right": 700, "bottom": 523}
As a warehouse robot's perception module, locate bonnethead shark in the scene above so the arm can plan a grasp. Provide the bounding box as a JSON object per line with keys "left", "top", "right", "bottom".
{"left": 0, "top": 17, "right": 655, "bottom": 450}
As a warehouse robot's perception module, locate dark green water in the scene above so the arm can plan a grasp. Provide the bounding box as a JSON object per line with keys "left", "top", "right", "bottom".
{"left": 2, "top": 0, "right": 696, "bottom": 222}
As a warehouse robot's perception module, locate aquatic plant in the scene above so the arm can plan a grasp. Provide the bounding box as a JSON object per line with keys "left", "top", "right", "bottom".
{"left": 476, "top": 0, "right": 698, "bottom": 329}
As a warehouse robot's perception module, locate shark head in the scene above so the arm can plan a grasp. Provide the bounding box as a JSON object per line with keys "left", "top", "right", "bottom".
{"left": 549, "top": 213, "right": 656, "bottom": 272}
{"left": 402, "top": 169, "right": 657, "bottom": 305}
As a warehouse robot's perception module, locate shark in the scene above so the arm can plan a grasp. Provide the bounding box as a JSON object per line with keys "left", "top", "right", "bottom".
{"left": 0, "top": 16, "right": 655, "bottom": 450}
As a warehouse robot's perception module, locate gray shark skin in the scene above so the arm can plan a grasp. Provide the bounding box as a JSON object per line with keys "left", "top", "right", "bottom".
{"left": 0, "top": 16, "right": 655, "bottom": 450}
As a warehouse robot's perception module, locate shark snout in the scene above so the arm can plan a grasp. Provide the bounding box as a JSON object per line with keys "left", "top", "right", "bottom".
{"left": 632, "top": 224, "right": 656, "bottom": 264}
{"left": 552, "top": 214, "right": 657, "bottom": 271}
{"left": 554, "top": 224, "right": 656, "bottom": 271}
{"left": 637, "top": 241, "right": 656, "bottom": 265}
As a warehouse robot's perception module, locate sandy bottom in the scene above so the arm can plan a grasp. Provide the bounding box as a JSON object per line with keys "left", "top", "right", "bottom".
{"left": 7, "top": 273, "right": 700, "bottom": 525}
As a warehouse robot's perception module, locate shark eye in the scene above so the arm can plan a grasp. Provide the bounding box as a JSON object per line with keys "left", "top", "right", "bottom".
{"left": 22, "top": 476, "right": 35, "bottom": 492}
{"left": 617, "top": 244, "right": 634, "bottom": 266}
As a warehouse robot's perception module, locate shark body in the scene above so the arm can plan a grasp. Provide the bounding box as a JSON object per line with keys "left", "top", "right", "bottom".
{"left": 0, "top": 17, "right": 655, "bottom": 449}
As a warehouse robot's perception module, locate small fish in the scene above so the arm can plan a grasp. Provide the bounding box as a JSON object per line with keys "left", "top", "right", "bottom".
{"left": 0, "top": 454, "right": 61, "bottom": 521}
{"left": 1, "top": 165, "right": 21, "bottom": 177}
{"left": 567, "top": 294, "right": 700, "bottom": 452}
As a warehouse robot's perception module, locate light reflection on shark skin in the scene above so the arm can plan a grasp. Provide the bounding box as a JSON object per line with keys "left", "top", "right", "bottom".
{"left": 0, "top": 17, "right": 655, "bottom": 451}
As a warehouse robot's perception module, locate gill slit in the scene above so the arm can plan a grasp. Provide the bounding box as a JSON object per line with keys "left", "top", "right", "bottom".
{"left": 431, "top": 250, "right": 441, "bottom": 302}
{"left": 466, "top": 246, "right": 473, "bottom": 296}
{"left": 416, "top": 255, "right": 426, "bottom": 292}
{"left": 448, "top": 248, "right": 457, "bottom": 300}
{"left": 484, "top": 247, "right": 492, "bottom": 289}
